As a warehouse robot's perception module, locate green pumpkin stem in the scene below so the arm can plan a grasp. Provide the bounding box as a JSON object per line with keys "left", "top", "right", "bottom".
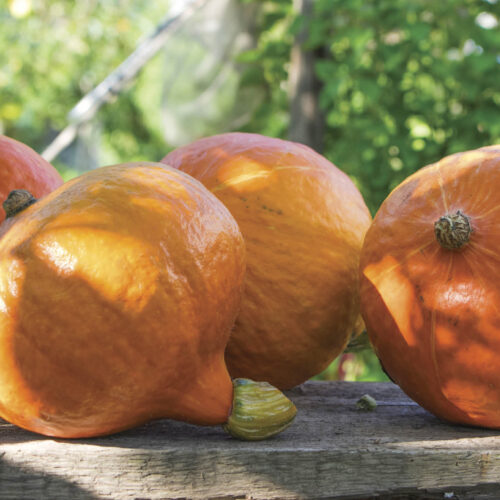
{"left": 223, "top": 378, "right": 297, "bottom": 440}
{"left": 3, "top": 190, "right": 37, "bottom": 218}
{"left": 434, "top": 210, "right": 472, "bottom": 250}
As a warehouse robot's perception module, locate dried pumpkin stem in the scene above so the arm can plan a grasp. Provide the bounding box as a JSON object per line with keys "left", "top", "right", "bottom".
{"left": 223, "top": 378, "right": 297, "bottom": 440}
{"left": 3, "top": 190, "right": 37, "bottom": 218}
{"left": 434, "top": 210, "right": 472, "bottom": 250}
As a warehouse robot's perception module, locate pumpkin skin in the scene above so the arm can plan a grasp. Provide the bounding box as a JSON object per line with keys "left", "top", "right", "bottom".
{"left": 0, "top": 135, "right": 63, "bottom": 221}
{"left": 163, "top": 133, "right": 372, "bottom": 389}
{"left": 0, "top": 162, "right": 246, "bottom": 438}
{"left": 360, "top": 145, "right": 500, "bottom": 428}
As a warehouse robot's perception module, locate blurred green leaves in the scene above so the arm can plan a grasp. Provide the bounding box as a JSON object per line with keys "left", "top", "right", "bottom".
{"left": 0, "top": 0, "right": 168, "bottom": 176}
{"left": 240, "top": 0, "right": 500, "bottom": 213}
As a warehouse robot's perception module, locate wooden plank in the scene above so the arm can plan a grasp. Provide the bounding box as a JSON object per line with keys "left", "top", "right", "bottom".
{"left": 1, "top": 381, "right": 500, "bottom": 499}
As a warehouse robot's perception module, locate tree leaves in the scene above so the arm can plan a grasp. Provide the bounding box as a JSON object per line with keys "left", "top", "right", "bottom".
{"left": 240, "top": 0, "right": 500, "bottom": 214}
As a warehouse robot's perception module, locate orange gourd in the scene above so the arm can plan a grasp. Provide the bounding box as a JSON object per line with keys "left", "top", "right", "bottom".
{"left": 0, "top": 135, "right": 63, "bottom": 221}
{"left": 360, "top": 145, "right": 500, "bottom": 428}
{"left": 163, "top": 133, "right": 372, "bottom": 389}
{"left": 0, "top": 163, "right": 296, "bottom": 439}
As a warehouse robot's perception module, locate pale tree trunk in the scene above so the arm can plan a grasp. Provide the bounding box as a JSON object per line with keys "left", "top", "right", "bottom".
{"left": 288, "top": 0, "right": 324, "bottom": 153}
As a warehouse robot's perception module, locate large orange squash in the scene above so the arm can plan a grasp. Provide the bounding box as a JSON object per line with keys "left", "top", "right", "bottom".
{"left": 0, "top": 135, "right": 63, "bottom": 221}
{"left": 0, "top": 163, "right": 296, "bottom": 439}
{"left": 360, "top": 145, "right": 500, "bottom": 428}
{"left": 163, "top": 133, "right": 372, "bottom": 389}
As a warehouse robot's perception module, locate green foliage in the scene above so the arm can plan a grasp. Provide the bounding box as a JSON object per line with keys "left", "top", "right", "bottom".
{"left": 240, "top": 0, "right": 500, "bottom": 213}
{"left": 313, "top": 349, "right": 390, "bottom": 382}
{"left": 236, "top": 0, "right": 295, "bottom": 137}
{"left": 0, "top": 0, "right": 168, "bottom": 176}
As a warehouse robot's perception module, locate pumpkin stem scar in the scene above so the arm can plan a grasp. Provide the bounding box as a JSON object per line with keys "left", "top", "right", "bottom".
{"left": 3, "top": 190, "right": 38, "bottom": 218}
{"left": 434, "top": 210, "right": 472, "bottom": 250}
{"left": 222, "top": 378, "right": 297, "bottom": 440}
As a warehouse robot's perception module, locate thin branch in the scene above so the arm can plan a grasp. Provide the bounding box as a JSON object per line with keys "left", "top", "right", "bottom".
{"left": 42, "top": 0, "right": 209, "bottom": 162}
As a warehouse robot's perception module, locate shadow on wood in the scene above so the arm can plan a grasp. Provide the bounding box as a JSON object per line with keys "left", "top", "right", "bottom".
{"left": 0, "top": 455, "right": 99, "bottom": 499}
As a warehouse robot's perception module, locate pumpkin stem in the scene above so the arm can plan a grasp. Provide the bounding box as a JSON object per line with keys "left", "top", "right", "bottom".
{"left": 3, "top": 190, "right": 37, "bottom": 219}
{"left": 434, "top": 210, "right": 472, "bottom": 250}
{"left": 222, "top": 378, "right": 297, "bottom": 440}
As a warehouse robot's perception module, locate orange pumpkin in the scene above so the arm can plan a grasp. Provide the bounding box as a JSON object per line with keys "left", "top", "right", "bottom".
{"left": 360, "top": 145, "right": 500, "bottom": 428}
{"left": 0, "top": 163, "right": 296, "bottom": 439}
{"left": 0, "top": 135, "right": 63, "bottom": 221}
{"left": 163, "top": 133, "right": 372, "bottom": 389}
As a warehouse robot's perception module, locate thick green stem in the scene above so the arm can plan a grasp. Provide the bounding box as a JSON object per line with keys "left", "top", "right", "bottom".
{"left": 223, "top": 378, "right": 297, "bottom": 440}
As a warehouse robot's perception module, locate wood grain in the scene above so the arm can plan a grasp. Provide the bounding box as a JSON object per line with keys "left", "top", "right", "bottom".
{"left": 1, "top": 381, "right": 500, "bottom": 499}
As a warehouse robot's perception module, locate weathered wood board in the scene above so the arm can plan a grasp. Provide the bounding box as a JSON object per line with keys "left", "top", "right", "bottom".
{"left": 1, "top": 381, "right": 500, "bottom": 499}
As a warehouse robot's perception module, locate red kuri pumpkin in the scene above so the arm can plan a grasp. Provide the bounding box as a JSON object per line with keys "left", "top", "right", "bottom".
{"left": 163, "top": 133, "right": 372, "bottom": 389}
{"left": 0, "top": 163, "right": 296, "bottom": 439}
{"left": 0, "top": 135, "right": 63, "bottom": 221}
{"left": 360, "top": 145, "right": 500, "bottom": 428}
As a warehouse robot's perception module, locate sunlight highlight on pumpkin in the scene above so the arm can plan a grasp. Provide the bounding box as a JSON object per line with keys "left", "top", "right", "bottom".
{"left": 5, "top": 259, "right": 24, "bottom": 300}
{"left": 212, "top": 157, "right": 274, "bottom": 193}
{"left": 37, "top": 240, "right": 77, "bottom": 275}
{"left": 33, "top": 229, "right": 159, "bottom": 314}
{"left": 439, "top": 282, "right": 476, "bottom": 309}
{"left": 363, "top": 254, "right": 422, "bottom": 347}
{"left": 0, "top": 296, "right": 8, "bottom": 315}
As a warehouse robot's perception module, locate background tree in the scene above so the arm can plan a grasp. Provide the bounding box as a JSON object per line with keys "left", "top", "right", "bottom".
{"left": 288, "top": 0, "right": 324, "bottom": 151}
{"left": 239, "top": 0, "right": 500, "bottom": 213}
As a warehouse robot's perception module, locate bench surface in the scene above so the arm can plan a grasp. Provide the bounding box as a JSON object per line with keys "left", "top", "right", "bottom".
{"left": 1, "top": 381, "right": 500, "bottom": 499}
